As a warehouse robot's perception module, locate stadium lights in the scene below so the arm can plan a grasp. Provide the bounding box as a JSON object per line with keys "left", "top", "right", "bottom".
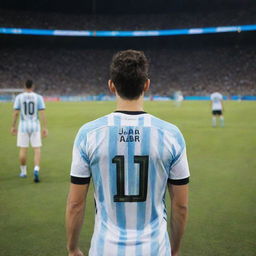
{"left": 0, "top": 24, "right": 255, "bottom": 37}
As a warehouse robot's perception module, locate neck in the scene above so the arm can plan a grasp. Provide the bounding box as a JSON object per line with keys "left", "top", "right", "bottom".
{"left": 25, "top": 89, "right": 33, "bottom": 93}
{"left": 116, "top": 95, "right": 144, "bottom": 112}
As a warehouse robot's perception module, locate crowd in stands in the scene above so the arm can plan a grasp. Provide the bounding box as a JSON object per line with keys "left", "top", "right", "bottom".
{"left": 0, "top": 44, "right": 255, "bottom": 96}
{"left": 0, "top": 8, "right": 256, "bottom": 30}
{"left": 0, "top": 8, "right": 255, "bottom": 96}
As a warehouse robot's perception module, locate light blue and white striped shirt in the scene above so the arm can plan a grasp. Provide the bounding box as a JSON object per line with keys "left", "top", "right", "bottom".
{"left": 71, "top": 111, "right": 190, "bottom": 256}
{"left": 13, "top": 92, "right": 45, "bottom": 133}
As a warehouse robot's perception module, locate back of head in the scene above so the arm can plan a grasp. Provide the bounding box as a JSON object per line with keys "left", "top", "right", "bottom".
{"left": 25, "top": 80, "right": 33, "bottom": 89}
{"left": 110, "top": 50, "right": 149, "bottom": 100}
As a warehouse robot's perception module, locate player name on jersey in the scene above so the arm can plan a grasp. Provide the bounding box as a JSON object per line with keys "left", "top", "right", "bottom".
{"left": 119, "top": 128, "right": 140, "bottom": 142}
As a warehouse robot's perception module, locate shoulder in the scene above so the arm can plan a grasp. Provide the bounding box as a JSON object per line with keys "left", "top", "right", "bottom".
{"left": 14, "top": 93, "right": 23, "bottom": 103}
{"left": 35, "top": 93, "right": 43, "bottom": 99}
{"left": 15, "top": 93, "right": 23, "bottom": 99}
{"left": 149, "top": 115, "right": 186, "bottom": 153}
{"left": 76, "top": 115, "right": 109, "bottom": 139}
{"left": 13, "top": 94, "right": 22, "bottom": 109}
{"left": 150, "top": 115, "right": 183, "bottom": 137}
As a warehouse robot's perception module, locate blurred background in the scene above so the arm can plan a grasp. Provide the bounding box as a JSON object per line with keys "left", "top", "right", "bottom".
{"left": 0, "top": 0, "right": 255, "bottom": 98}
{"left": 0, "top": 1, "right": 255, "bottom": 256}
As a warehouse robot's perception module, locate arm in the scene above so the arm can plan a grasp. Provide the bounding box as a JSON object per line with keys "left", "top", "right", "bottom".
{"left": 39, "top": 110, "right": 48, "bottom": 137}
{"left": 167, "top": 128, "right": 190, "bottom": 255}
{"left": 168, "top": 183, "right": 189, "bottom": 256}
{"left": 66, "top": 183, "right": 89, "bottom": 256}
{"left": 10, "top": 110, "right": 19, "bottom": 135}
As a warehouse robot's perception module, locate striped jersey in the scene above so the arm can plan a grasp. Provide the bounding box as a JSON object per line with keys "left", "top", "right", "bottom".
{"left": 71, "top": 111, "right": 190, "bottom": 256}
{"left": 210, "top": 92, "right": 223, "bottom": 110}
{"left": 13, "top": 92, "right": 45, "bottom": 133}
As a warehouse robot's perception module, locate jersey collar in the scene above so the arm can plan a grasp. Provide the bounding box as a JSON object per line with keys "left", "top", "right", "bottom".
{"left": 114, "top": 110, "right": 147, "bottom": 115}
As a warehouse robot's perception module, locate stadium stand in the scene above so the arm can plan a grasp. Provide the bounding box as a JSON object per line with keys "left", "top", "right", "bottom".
{"left": 0, "top": 43, "right": 255, "bottom": 96}
{"left": 0, "top": 8, "right": 255, "bottom": 96}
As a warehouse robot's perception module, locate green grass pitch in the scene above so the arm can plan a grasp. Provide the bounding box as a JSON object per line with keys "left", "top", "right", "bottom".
{"left": 0, "top": 101, "right": 255, "bottom": 256}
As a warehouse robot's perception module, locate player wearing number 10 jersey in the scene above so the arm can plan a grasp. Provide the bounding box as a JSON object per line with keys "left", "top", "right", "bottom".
{"left": 11, "top": 80, "right": 48, "bottom": 182}
{"left": 66, "top": 50, "right": 190, "bottom": 256}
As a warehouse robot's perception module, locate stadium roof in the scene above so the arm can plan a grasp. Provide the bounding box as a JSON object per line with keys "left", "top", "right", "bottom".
{"left": 0, "top": 0, "right": 255, "bottom": 14}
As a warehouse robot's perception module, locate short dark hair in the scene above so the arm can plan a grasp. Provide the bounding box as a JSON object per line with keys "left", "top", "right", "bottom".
{"left": 110, "top": 50, "right": 149, "bottom": 100}
{"left": 25, "top": 80, "right": 33, "bottom": 89}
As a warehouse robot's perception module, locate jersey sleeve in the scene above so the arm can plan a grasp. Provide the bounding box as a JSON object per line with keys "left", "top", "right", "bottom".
{"left": 168, "top": 130, "right": 190, "bottom": 185}
{"left": 37, "top": 95, "right": 45, "bottom": 110}
{"left": 13, "top": 95, "right": 21, "bottom": 110}
{"left": 70, "top": 127, "right": 91, "bottom": 184}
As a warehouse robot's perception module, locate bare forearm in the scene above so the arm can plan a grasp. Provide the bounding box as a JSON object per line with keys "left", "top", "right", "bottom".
{"left": 170, "top": 204, "right": 188, "bottom": 254}
{"left": 40, "top": 111, "right": 47, "bottom": 128}
{"left": 12, "top": 112, "right": 19, "bottom": 128}
{"left": 66, "top": 199, "right": 85, "bottom": 252}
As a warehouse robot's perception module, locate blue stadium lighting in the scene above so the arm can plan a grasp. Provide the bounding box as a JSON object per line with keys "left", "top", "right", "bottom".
{"left": 0, "top": 24, "right": 255, "bottom": 37}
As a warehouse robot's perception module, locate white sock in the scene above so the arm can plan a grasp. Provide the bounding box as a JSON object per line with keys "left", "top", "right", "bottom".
{"left": 212, "top": 117, "right": 216, "bottom": 127}
{"left": 20, "top": 165, "right": 27, "bottom": 175}
{"left": 220, "top": 116, "right": 224, "bottom": 127}
{"left": 34, "top": 165, "right": 40, "bottom": 172}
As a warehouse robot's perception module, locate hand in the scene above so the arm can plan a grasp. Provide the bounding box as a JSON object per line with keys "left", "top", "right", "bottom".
{"left": 10, "top": 127, "right": 17, "bottom": 135}
{"left": 172, "top": 251, "right": 179, "bottom": 256}
{"left": 42, "top": 128, "right": 48, "bottom": 138}
{"left": 68, "top": 248, "right": 84, "bottom": 256}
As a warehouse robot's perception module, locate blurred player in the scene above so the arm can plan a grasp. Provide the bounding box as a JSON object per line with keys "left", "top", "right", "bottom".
{"left": 174, "top": 90, "right": 184, "bottom": 107}
{"left": 10, "top": 80, "right": 48, "bottom": 182}
{"left": 66, "top": 50, "right": 190, "bottom": 256}
{"left": 210, "top": 91, "right": 224, "bottom": 127}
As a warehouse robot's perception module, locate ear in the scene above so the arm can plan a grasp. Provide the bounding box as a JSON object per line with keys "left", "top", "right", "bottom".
{"left": 108, "top": 80, "right": 116, "bottom": 94}
{"left": 143, "top": 79, "right": 150, "bottom": 92}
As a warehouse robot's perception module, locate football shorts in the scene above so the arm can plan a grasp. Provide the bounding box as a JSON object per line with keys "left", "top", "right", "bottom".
{"left": 212, "top": 110, "right": 222, "bottom": 115}
{"left": 17, "top": 131, "right": 42, "bottom": 148}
